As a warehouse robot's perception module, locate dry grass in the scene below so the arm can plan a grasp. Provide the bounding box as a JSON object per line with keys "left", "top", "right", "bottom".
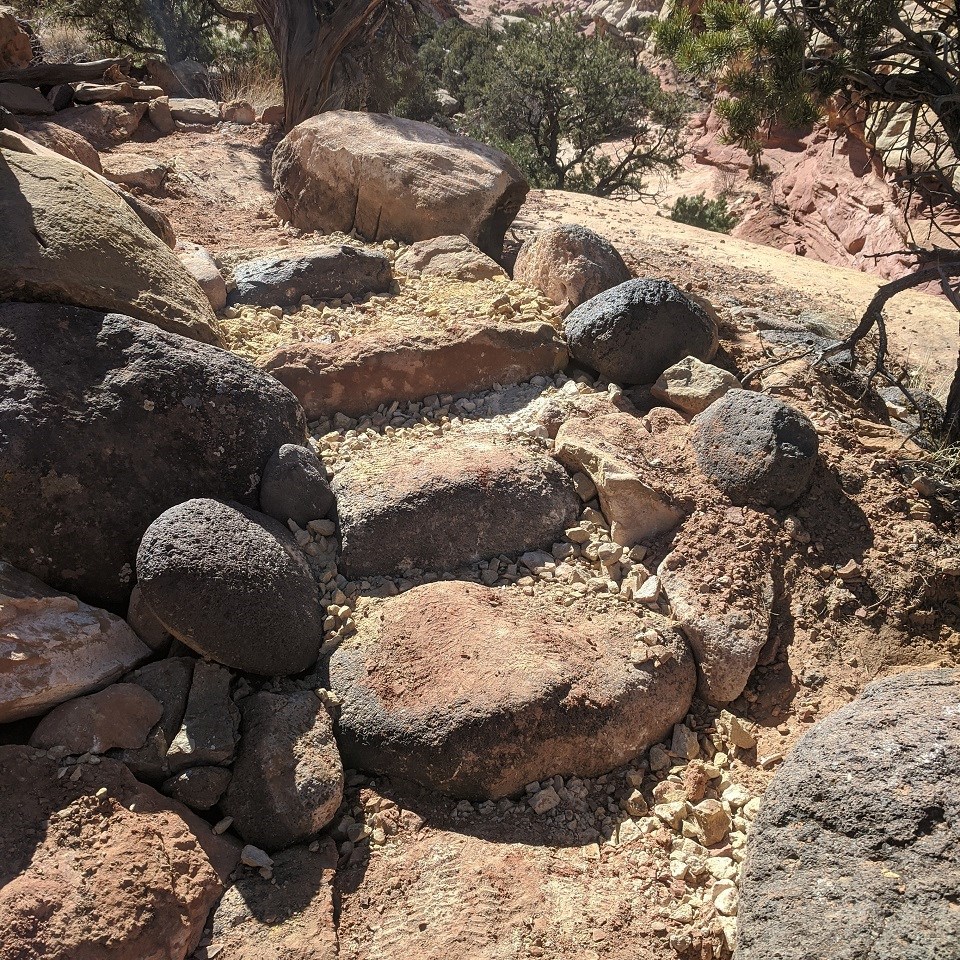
{"left": 33, "top": 20, "right": 100, "bottom": 62}
{"left": 211, "top": 60, "right": 283, "bottom": 111}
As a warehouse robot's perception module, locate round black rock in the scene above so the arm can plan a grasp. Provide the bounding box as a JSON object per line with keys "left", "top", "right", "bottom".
{"left": 691, "top": 389, "right": 818, "bottom": 508}
{"left": 563, "top": 278, "right": 717, "bottom": 385}
{"left": 136, "top": 498, "right": 323, "bottom": 676}
{"left": 259, "top": 443, "right": 334, "bottom": 526}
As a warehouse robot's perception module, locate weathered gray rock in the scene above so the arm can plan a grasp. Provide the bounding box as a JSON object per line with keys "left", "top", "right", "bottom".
{"left": 651, "top": 356, "right": 740, "bottom": 415}
{"left": 331, "top": 582, "right": 696, "bottom": 799}
{"left": 163, "top": 765, "right": 233, "bottom": 811}
{"left": 514, "top": 224, "right": 631, "bottom": 314}
{"left": 332, "top": 435, "right": 579, "bottom": 578}
{"left": 738, "top": 669, "right": 960, "bottom": 960}
{"left": 0, "top": 562, "right": 151, "bottom": 723}
{"left": 394, "top": 234, "right": 507, "bottom": 281}
{"left": 29, "top": 683, "right": 163, "bottom": 754}
{"left": 169, "top": 96, "right": 220, "bottom": 124}
{"left": 0, "top": 81, "right": 54, "bottom": 115}
{"left": 136, "top": 499, "right": 323, "bottom": 675}
{"left": 0, "top": 145, "right": 220, "bottom": 343}
{"left": 209, "top": 841, "right": 338, "bottom": 960}
{"left": 229, "top": 245, "right": 392, "bottom": 308}
{"left": 0, "top": 304, "right": 306, "bottom": 607}
{"left": 691, "top": 389, "right": 819, "bottom": 508}
{"left": 564, "top": 278, "right": 717, "bottom": 385}
{"left": 110, "top": 657, "right": 195, "bottom": 781}
{"left": 273, "top": 111, "right": 528, "bottom": 257}
{"left": 165, "top": 660, "right": 239, "bottom": 773}
{"left": 148, "top": 95, "right": 175, "bottom": 134}
{"left": 222, "top": 692, "right": 344, "bottom": 852}
{"left": 260, "top": 443, "right": 334, "bottom": 526}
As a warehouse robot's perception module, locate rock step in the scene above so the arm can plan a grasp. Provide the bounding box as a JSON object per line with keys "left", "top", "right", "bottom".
{"left": 329, "top": 580, "right": 696, "bottom": 799}
{"left": 332, "top": 434, "right": 579, "bottom": 579}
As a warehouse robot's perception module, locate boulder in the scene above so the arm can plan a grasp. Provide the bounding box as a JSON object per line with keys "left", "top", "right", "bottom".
{"left": 273, "top": 110, "right": 528, "bottom": 257}
{"left": 110, "top": 657, "right": 195, "bottom": 781}
{"left": 737, "top": 669, "right": 960, "bottom": 960}
{"left": 126, "top": 583, "right": 173, "bottom": 650}
{"left": 101, "top": 151, "right": 170, "bottom": 190}
{"left": 262, "top": 320, "right": 568, "bottom": 420}
{"left": 208, "top": 841, "right": 338, "bottom": 960}
{"left": 333, "top": 435, "right": 579, "bottom": 578}
{"left": 0, "top": 304, "right": 306, "bottom": 607}
{"left": 0, "top": 148, "right": 220, "bottom": 343}
{"left": 47, "top": 83, "right": 75, "bottom": 111}
{"left": 260, "top": 104, "right": 284, "bottom": 125}
{"left": 0, "top": 81, "right": 53, "bottom": 115}
{"left": 145, "top": 58, "right": 197, "bottom": 97}
{"left": 514, "top": 224, "right": 631, "bottom": 314}
{"left": 394, "top": 234, "right": 507, "bottom": 281}
{"left": 169, "top": 96, "right": 220, "bottom": 124}
{"left": 148, "top": 95, "right": 175, "bottom": 135}
{"left": 73, "top": 81, "right": 163, "bottom": 103}
{"left": 48, "top": 102, "right": 147, "bottom": 149}
{"left": 564, "top": 278, "right": 717, "bottom": 385}
{"left": 163, "top": 765, "right": 233, "bottom": 811}
{"left": 0, "top": 745, "right": 238, "bottom": 960}
{"left": 0, "top": 8, "right": 31, "bottom": 70}
{"left": 29, "top": 683, "right": 163, "bottom": 754}
{"left": 229, "top": 245, "right": 392, "bottom": 308}
{"left": 658, "top": 510, "right": 782, "bottom": 705}
{"left": 165, "top": 660, "right": 239, "bottom": 772}
{"left": 222, "top": 98, "right": 256, "bottom": 123}
{"left": 0, "top": 562, "right": 151, "bottom": 723}
{"left": 177, "top": 240, "right": 227, "bottom": 311}
{"left": 330, "top": 581, "right": 696, "bottom": 798}
{"left": 260, "top": 443, "right": 334, "bottom": 526}
{"left": 555, "top": 406, "right": 694, "bottom": 546}
{"left": 136, "top": 499, "right": 323, "bottom": 675}
{"left": 690, "top": 390, "right": 819, "bottom": 508}
{"left": 19, "top": 118, "right": 101, "bottom": 172}
{"left": 651, "top": 356, "right": 740, "bottom": 415}
{"left": 222, "top": 692, "right": 344, "bottom": 852}
{"left": 119, "top": 189, "right": 177, "bottom": 247}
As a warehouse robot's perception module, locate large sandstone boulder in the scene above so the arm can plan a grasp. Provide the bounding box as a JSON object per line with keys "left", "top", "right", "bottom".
{"left": 555, "top": 406, "right": 694, "bottom": 547}
{"left": 273, "top": 111, "right": 529, "bottom": 257}
{"left": 690, "top": 390, "right": 819, "bottom": 508}
{"left": 738, "top": 669, "right": 960, "bottom": 960}
{"left": 333, "top": 435, "right": 580, "bottom": 578}
{"left": 564, "top": 278, "right": 717, "bottom": 385}
{"left": 222, "top": 692, "right": 344, "bottom": 851}
{"left": 514, "top": 224, "right": 631, "bottom": 314}
{"left": 0, "top": 746, "right": 239, "bottom": 960}
{"left": 0, "top": 563, "right": 151, "bottom": 723}
{"left": 0, "top": 146, "right": 220, "bottom": 343}
{"left": 136, "top": 499, "right": 323, "bottom": 675}
{"left": 230, "top": 245, "right": 392, "bottom": 308}
{"left": 209, "top": 842, "right": 338, "bottom": 960}
{"left": 0, "top": 82, "right": 53, "bottom": 115}
{"left": 330, "top": 581, "right": 696, "bottom": 798}
{"left": 394, "top": 234, "right": 507, "bottom": 281}
{"left": 262, "top": 321, "right": 568, "bottom": 420}
{"left": 0, "top": 304, "right": 306, "bottom": 607}
{"left": 0, "top": 7, "right": 32, "bottom": 70}
{"left": 19, "top": 118, "right": 102, "bottom": 172}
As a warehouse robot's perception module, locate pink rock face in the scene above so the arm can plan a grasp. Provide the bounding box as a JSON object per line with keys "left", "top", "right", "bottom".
{"left": 687, "top": 107, "right": 914, "bottom": 282}
{"left": 0, "top": 746, "right": 239, "bottom": 960}
{"left": 29, "top": 683, "right": 164, "bottom": 754}
{"left": 0, "top": 563, "right": 152, "bottom": 723}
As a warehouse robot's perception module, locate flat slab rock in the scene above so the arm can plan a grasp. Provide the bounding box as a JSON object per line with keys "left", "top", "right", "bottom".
{"left": 262, "top": 319, "right": 567, "bottom": 420}
{"left": 737, "top": 669, "right": 960, "bottom": 960}
{"left": 332, "top": 435, "right": 579, "bottom": 579}
{"left": 0, "top": 745, "right": 239, "bottom": 960}
{"left": 329, "top": 581, "right": 696, "bottom": 799}
{"left": 0, "top": 562, "right": 151, "bottom": 723}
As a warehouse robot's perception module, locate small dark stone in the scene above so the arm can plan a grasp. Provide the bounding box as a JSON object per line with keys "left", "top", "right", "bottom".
{"left": 564, "top": 278, "right": 717, "bottom": 385}
{"left": 260, "top": 443, "right": 334, "bottom": 526}
{"left": 228, "top": 245, "right": 393, "bottom": 308}
{"left": 162, "top": 765, "right": 232, "bottom": 811}
{"left": 691, "top": 389, "right": 818, "bottom": 508}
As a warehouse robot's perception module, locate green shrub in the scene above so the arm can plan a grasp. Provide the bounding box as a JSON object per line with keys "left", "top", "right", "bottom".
{"left": 670, "top": 193, "right": 737, "bottom": 233}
